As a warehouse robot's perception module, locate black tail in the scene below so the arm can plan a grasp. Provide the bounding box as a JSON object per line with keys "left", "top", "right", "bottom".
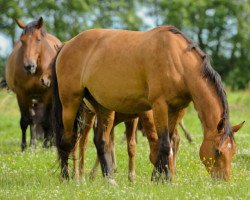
{"left": 51, "top": 47, "right": 64, "bottom": 160}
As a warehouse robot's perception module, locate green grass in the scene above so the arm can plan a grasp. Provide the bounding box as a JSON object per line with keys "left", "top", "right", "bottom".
{"left": 0, "top": 89, "right": 249, "bottom": 200}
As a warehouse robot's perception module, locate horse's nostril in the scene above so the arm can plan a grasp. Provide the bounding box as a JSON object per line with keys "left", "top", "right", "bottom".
{"left": 24, "top": 64, "right": 35, "bottom": 70}
{"left": 40, "top": 78, "right": 44, "bottom": 85}
{"left": 24, "top": 65, "right": 30, "bottom": 70}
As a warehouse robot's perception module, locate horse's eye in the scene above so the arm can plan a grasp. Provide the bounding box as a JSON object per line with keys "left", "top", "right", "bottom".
{"left": 215, "top": 148, "right": 222, "bottom": 157}
{"left": 37, "top": 38, "right": 41, "bottom": 42}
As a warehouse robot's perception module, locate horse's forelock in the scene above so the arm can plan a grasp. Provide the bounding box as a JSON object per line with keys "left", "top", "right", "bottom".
{"left": 21, "top": 20, "right": 46, "bottom": 36}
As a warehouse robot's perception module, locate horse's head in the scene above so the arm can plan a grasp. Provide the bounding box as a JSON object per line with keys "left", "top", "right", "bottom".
{"left": 16, "top": 17, "right": 45, "bottom": 74}
{"left": 199, "top": 119, "right": 244, "bottom": 180}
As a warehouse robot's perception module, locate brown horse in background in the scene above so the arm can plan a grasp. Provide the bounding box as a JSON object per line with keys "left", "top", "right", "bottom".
{"left": 5, "top": 17, "right": 61, "bottom": 150}
{"left": 52, "top": 26, "right": 244, "bottom": 183}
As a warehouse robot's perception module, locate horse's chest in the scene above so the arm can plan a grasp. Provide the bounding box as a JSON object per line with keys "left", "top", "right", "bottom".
{"left": 15, "top": 76, "right": 45, "bottom": 95}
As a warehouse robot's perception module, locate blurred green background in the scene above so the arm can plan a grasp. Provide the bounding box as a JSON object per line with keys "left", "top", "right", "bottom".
{"left": 0, "top": 0, "right": 249, "bottom": 89}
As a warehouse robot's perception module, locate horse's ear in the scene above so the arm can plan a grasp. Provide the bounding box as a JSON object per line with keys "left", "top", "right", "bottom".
{"left": 217, "top": 118, "right": 225, "bottom": 132}
{"left": 232, "top": 121, "right": 245, "bottom": 133}
{"left": 36, "top": 17, "right": 43, "bottom": 29}
{"left": 15, "top": 19, "right": 26, "bottom": 29}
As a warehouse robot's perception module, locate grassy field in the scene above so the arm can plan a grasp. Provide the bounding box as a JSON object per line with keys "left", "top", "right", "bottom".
{"left": 0, "top": 89, "right": 249, "bottom": 200}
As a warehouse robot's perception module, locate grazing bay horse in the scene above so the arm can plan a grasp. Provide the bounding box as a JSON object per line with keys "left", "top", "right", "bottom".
{"left": 5, "top": 17, "right": 61, "bottom": 150}
{"left": 52, "top": 26, "right": 244, "bottom": 182}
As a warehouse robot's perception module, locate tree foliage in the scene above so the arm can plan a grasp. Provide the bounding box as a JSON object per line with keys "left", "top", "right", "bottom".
{"left": 0, "top": 0, "right": 249, "bottom": 89}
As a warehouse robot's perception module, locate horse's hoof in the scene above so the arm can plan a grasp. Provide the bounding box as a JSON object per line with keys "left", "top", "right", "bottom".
{"left": 21, "top": 143, "right": 27, "bottom": 152}
{"left": 61, "top": 169, "right": 70, "bottom": 182}
{"left": 89, "top": 170, "right": 97, "bottom": 180}
{"left": 43, "top": 140, "right": 51, "bottom": 149}
{"left": 108, "top": 178, "right": 118, "bottom": 186}
{"left": 128, "top": 172, "right": 136, "bottom": 182}
{"left": 113, "top": 168, "right": 118, "bottom": 173}
{"left": 72, "top": 172, "right": 79, "bottom": 181}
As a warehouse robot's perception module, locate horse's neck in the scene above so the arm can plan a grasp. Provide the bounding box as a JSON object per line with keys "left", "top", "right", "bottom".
{"left": 190, "top": 78, "right": 223, "bottom": 138}
{"left": 40, "top": 38, "right": 54, "bottom": 68}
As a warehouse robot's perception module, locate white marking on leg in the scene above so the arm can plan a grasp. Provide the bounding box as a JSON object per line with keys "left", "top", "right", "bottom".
{"left": 170, "top": 147, "right": 173, "bottom": 156}
{"left": 227, "top": 143, "right": 232, "bottom": 149}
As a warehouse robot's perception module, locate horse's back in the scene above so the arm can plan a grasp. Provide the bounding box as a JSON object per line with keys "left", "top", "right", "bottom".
{"left": 56, "top": 27, "right": 193, "bottom": 113}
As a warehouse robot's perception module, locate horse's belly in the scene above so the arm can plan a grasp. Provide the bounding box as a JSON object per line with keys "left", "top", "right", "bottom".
{"left": 88, "top": 86, "right": 152, "bottom": 114}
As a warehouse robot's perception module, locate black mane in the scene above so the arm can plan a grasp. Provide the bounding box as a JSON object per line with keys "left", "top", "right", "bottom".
{"left": 168, "top": 26, "right": 233, "bottom": 141}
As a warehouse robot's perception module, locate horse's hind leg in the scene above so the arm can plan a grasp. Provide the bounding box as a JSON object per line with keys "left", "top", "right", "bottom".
{"left": 79, "top": 110, "right": 95, "bottom": 178}
{"left": 72, "top": 132, "right": 80, "bottom": 179}
{"left": 124, "top": 118, "right": 138, "bottom": 182}
{"left": 90, "top": 124, "right": 116, "bottom": 179}
{"left": 60, "top": 96, "right": 82, "bottom": 179}
{"left": 171, "top": 129, "right": 180, "bottom": 173}
{"left": 17, "top": 94, "right": 31, "bottom": 151}
{"left": 94, "top": 107, "right": 115, "bottom": 183}
{"left": 89, "top": 157, "right": 100, "bottom": 180}
{"left": 109, "top": 127, "right": 117, "bottom": 172}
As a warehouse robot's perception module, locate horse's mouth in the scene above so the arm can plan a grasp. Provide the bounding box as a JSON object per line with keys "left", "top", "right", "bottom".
{"left": 211, "top": 170, "right": 229, "bottom": 181}
{"left": 24, "top": 64, "right": 37, "bottom": 75}
{"left": 30, "top": 67, "right": 37, "bottom": 74}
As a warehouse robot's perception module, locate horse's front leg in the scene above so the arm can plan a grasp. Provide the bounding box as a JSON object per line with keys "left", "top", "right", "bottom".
{"left": 124, "top": 118, "right": 138, "bottom": 182}
{"left": 151, "top": 99, "right": 172, "bottom": 182}
{"left": 94, "top": 108, "right": 116, "bottom": 185}
{"left": 17, "top": 94, "right": 31, "bottom": 151}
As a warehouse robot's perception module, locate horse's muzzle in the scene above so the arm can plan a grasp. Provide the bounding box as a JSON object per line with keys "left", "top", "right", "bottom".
{"left": 24, "top": 64, "right": 37, "bottom": 74}
{"left": 211, "top": 170, "right": 230, "bottom": 181}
